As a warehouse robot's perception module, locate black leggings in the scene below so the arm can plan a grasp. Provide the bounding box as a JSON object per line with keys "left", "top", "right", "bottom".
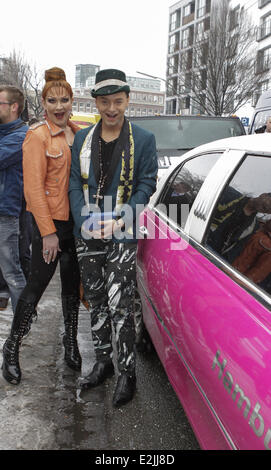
{"left": 19, "top": 222, "right": 80, "bottom": 306}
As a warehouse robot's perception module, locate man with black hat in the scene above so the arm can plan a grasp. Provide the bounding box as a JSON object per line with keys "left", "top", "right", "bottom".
{"left": 69, "top": 69, "right": 158, "bottom": 407}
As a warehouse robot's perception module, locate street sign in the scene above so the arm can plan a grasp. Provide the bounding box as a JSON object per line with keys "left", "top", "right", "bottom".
{"left": 241, "top": 117, "right": 249, "bottom": 126}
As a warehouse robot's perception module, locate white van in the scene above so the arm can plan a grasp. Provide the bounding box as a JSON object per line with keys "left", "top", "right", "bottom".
{"left": 249, "top": 90, "right": 271, "bottom": 133}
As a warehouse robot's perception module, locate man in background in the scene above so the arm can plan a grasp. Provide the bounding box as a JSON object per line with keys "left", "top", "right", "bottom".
{"left": 0, "top": 85, "right": 29, "bottom": 313}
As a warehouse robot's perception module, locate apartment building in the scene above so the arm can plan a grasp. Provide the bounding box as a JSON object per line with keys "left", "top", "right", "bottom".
{"left": 166, "top": 0, "right": 212, "bottom": 114}
{"left": 166, "top": 0, "right": 271, "bottom": 116}
{"left": 75, "top": 64, "right": 100, "bottom": 88}
{"left": 254, "top": 0, "right": 271, "bottom": 103}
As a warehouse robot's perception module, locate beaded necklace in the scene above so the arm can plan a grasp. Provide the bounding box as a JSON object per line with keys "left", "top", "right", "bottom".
{"left": 93, "top": 137, "right": 107, "bottom": 207}
{"left": 79, "top": 119, "right": 134, "bottom": 215}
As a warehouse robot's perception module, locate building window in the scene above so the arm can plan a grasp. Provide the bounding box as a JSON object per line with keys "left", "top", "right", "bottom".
{"left": 257, "top": 47, "right": 271, "bottom": 72}
{"left": 169, "top": 33, "right": 180, "bottom": 54}
{"left": 168, "top": 54, "right": 179, "bottom": 76}
{"left": 167, "top": 78, "right": 178, "bottom": 97}
{"left": 166, "top": 99, "right": 177, "bottom": 114}
{"left": 258, "top": 13, "right": 271, "bottom": 40}
{"left": 182, "top": 26, "right": 194, "bottom": 48}
{"left": 181, "top": 48, "right": 193, "bottom": 70}
{"left": 229, "top": 6, "right": 239, "bottom": 31}
{"left": 184, "top": 4, "right": 191, "bottom": 17}
{"left": 194, "top": 41, "right": 208, "bottom": 67}
{"left": 184, "top": 96, "right": 190, "bottom": 109}
{"left": 170, "top": 9, "right": 181, "bottom": 32}
{"left": 197, "top": 0, "right": 206, "bottom": 18}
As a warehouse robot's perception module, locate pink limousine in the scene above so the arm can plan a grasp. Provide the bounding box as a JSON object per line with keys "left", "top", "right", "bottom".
{"left": 136, "top": 134, "right": 271, "bottom": 450}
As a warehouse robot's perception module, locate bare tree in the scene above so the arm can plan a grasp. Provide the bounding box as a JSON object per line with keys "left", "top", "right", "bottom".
{"left": 169, "top": 0, "right": 269, "bottom": 116}
{"left": 0, "top": 50, "right": 43, "bottom": 119}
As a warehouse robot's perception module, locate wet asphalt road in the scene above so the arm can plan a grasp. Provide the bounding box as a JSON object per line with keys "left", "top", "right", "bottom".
{"left": 0, "top": 270, "right": 200, "bottom": 451}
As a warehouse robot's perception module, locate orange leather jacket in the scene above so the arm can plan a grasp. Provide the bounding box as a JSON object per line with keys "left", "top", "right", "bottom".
{"left": 23, "top": 118, "right": 80, "bottom": 237}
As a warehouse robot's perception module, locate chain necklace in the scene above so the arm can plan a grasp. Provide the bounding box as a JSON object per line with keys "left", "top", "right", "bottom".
{"left": 94, "top": 137, "right": 107, "bottom": 207}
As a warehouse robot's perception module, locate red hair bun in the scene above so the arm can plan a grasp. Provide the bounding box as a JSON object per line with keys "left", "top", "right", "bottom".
{"left": 42, "top": 66, "right": 73, "bottom": 99}
{"left": 45, "top": 67, "right": 66, "bottom": 82}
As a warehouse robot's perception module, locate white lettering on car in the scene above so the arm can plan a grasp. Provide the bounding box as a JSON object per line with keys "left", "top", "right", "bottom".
{"left": 212, "top": 350, "right": 271, "bottom": 450}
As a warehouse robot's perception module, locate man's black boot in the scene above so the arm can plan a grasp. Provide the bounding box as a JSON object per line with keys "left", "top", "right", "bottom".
{"left": 62, "top": 295, "right": 82, "bottom": 371}
{"left": 112, "top": 373, "right": 136, "bottom": 407}
{"left": 79, "top": 360, "right": 114, "bottom": 389}
{"left": 2, "top": 300, "right": 35, "bottom": 385}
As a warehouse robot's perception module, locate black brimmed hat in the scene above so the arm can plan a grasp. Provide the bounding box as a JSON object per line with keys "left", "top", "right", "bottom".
{"left": 91, "top": 69, "right": 130, "bottom": 98}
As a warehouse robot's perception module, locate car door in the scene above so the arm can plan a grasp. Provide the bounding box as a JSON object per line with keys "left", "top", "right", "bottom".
{"left": 137, "top": 150, "right": 271, "bottom": 450}
{"left": 192, "top": 152, "right": 271, "bottom": 450}
{"left": 137, "top": 151, "right": 230, "bottom": 449}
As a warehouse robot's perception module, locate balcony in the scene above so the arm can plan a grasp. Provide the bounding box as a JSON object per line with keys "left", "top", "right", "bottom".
{"left": 183, "top": 12, "right": 195, "bottom": 26}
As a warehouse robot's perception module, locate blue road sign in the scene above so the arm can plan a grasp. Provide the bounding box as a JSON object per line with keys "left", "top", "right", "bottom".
{"left": 241, "top": 117, "right": 249, "bottom": 126}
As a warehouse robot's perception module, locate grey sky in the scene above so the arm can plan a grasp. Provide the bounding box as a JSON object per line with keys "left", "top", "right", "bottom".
{"left": 1, "top": 0, "right": 175, "bottom": 86}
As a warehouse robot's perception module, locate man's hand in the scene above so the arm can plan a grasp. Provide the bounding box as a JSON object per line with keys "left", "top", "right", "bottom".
{"left": 91, "top": 218, "right": 124, "bottom": 239}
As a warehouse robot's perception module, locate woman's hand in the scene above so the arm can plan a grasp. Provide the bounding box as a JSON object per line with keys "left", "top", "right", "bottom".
{"left": 42, "top": 233, "right": 61, "bottom": 264}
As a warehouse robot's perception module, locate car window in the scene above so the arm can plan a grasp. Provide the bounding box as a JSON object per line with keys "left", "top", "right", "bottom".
{"left": 157, "top": 153, "right": 221, "bottom": 228}
{"left": 251, "top": 111, "right": 271, "bottom": 133}
{"left": 130, "top": 117, "right": 244, "bottom": 150}
{"left": 205, "top": 154, "right": 271, "bottom": 296}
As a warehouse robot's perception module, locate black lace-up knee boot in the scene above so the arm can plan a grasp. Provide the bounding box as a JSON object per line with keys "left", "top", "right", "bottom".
{"left": 62, "top": 295, "right": 82, "bottom": 371}
{"left": 2, "top": 300, "right": 35, "bottom": 385}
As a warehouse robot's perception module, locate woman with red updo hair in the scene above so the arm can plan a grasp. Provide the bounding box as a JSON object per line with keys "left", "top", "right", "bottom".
{"left": 2, "top": 67, "right": 82, "bottom": 385}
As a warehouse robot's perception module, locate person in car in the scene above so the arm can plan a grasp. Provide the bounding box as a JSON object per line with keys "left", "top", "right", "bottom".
{"left": 208, "top": 189, "right": 271, "bottom": 261}
{"left": 255, "top": 116, "right": 271, "bottom": 133}
{"left": 2, "top": 67, "right": 82, "bottom": 386}
{"left": 232, "top": 218, "right": 271, "bottom": 285}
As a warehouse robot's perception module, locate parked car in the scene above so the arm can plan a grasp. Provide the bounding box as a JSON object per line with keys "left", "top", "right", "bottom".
{"left": 130, "top": 115, "right": 246, "bottom": 178}
{"left": 136, "top": 133, "right": 271, "bottom": 450}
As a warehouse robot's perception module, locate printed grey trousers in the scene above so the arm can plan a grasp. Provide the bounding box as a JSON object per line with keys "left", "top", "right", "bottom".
{"left": 76, "top": 239, "right": 137, "bottom": 375}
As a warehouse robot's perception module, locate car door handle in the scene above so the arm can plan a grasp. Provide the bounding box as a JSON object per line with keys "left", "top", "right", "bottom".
{"left": 139, "top": 225, "right": 149, "bottom": 238}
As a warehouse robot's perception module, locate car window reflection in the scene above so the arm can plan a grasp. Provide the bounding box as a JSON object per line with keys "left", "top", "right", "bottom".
{"left": 158, "top": 153, "right": 221, "bottom": 228}
{"left": 205, "top": 155, "right": 271, "bottom": 295}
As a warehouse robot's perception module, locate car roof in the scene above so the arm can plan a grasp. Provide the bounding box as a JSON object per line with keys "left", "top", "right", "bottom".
{"left": 154, "top": 133, "right": 271, "bottom": 189}
{"left": 129, "top": 114, "right": 242, "bottom": 121}
{"left": 180, "top": 133, "right": 271, "bottom": 156}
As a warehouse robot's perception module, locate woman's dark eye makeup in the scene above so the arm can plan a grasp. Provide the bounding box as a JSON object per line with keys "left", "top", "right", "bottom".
{"left": 47, "top": 97, "right": 70, "bottom": 104}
